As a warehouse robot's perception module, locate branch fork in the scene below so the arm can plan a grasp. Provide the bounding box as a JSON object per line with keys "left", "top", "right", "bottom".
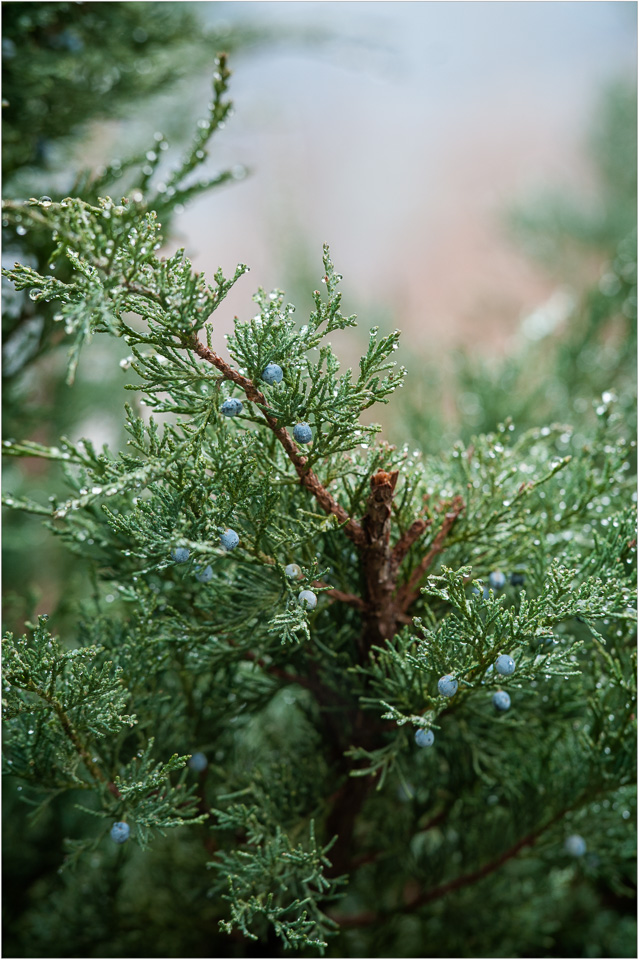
{"left": 190, "top": 333, "right": 464, "bottom": 641}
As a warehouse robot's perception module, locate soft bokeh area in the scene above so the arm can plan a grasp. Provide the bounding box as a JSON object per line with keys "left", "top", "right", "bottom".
{"left": 83, "top": 1, "right": 637, "bottom": 357}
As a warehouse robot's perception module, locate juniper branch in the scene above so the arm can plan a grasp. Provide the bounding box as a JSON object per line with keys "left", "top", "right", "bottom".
{"left": 360, "top": 469, "right": 401, "bottom": 649}
{"left": 19, "top": 679, "right": 121, "bottom": 799}
{"left": 331, "top": 803, "right": 578, "bottom": 929}
{"left": 188, "top": 334, "right": 367, "bottom": 546}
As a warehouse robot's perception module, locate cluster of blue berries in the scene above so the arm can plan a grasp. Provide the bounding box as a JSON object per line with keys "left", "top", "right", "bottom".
{"left": 434, "top": 653, "right": 516, "bottom": 718}
{"left": 219, "top": 364, "right": 314, "bottom": 447}
{"left": 417, "top": 656, "right": 515, "bottom": 748}
{"left": 260, "top": 363, "right": 313, "bottom": 446}
{"left": 283, "top": 562, "right": 317, "bottom": 611}
{"left": 492, "top": 653, "right": 514, "bottom": 711}
{"left": 110, "top": 821, "right": 130, "bottom": 844}
{"left": 171, "top": 526, "right": 240, "bottom": 583}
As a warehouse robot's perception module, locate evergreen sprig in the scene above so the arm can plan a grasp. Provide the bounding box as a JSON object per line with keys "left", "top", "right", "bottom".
{"left": 210, "top": 814, "right": 340, "bottom": 952}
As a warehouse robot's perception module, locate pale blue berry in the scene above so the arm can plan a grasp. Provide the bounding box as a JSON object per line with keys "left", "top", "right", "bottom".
{"left": 285, "top": 563, "right": 302, "bottom": 579}
{"left": 220, "top": 398, "right": 243, "bottom": 417}
{"left": 293, "top": 422, "right": 312, "bottom": 444}
{"left": 489, "top": 570, "right": 506, "bottom": 590}
{"left": 415, "top": 729, "right": 434, "bottom": 748}
{"left": 110, "top": 821, "right": 130, "bottom": 844}
{"left": 298, "top": 589, "right": 317, "bottom": 611}
{"left": 493, "top": 690, "right": 511, "bottom": 711}
{"left": 438, "top": 674, "right": 458, "bottom": 697}
{"left": 188, "top": 751, "right": 208, "bottom": 772}
{"left": 171, "top": 546, "right": 190, "bottom": 563}
{"left": 220, "top": 528, "right": 239, "bottom": 551}
{"left": 195, "top": 565, "right": 213, "bottom": 583}
{"left": 261, "top": 363, "right": 283, "bottom": 385}
{"left": 495, "top": 654, "right": 515, "bottom": 676}
{"left": 565, "top": 834, "right": 587, "bottom": 857}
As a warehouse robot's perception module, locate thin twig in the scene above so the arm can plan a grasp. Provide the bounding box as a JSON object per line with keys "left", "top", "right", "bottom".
{"left": 395, "top": 496, "right": 465, "bottom": 611}
{"left": 313, "top": 580, "right": 367, "bottom": 610}
{"left": 25, "top": 680, "right": 122, "bottom": 799}
{"left": 401, "top": 806, "right": 570, "bottom": 913}
{"left": 332, "top": 806, "right": 571, "bottom": 928}
{"left": 189, "top": 336, "right": 366, "bottom": 547}
{"left": 390, "top": 518, "right": 431, "bottom": 572}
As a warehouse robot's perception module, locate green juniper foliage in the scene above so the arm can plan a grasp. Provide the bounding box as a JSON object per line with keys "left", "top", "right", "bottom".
{"left": 2, "top": 61, "right": 637, "bottom": 960}
{"left": 2, "top": 34, "right": 248, "bottom": 637}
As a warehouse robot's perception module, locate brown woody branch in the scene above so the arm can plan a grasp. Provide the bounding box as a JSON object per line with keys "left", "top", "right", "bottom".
{"left": 395, "top": 495, "right": 465, "bottom": 612}
{"left": 390, "top": 517, "right": 431, "bottom": 573}
{"left": 189, "top": 336, "right": 366, "bottom": 547}
{"left": 360, "top": 469, "right": 400, "bottom": 650}
{"left": 332, "top": 806, "right": 571, "bottom": 929}
{"left": 343, "top": 803, "right": 453, "bottom": 874}
{"left": 188, "top": 339, "right": 469, "bottom": 872}
{"left": 313, "top": 580, "right": 367, "bottom": 610}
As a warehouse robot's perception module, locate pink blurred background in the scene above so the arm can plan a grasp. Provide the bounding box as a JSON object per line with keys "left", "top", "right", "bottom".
{"left": 177, "top": 2, "right": 635, "bottom": 361}
{"left": 79, "top": 2, "right": 636, "bottom": 365}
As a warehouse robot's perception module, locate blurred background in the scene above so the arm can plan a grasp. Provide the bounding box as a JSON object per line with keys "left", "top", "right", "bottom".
{"left": 76, "top": 1, "right": 637, "bottom": 358}
{"left": 2, "top": 0, "right": 637, "bottom": 623}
